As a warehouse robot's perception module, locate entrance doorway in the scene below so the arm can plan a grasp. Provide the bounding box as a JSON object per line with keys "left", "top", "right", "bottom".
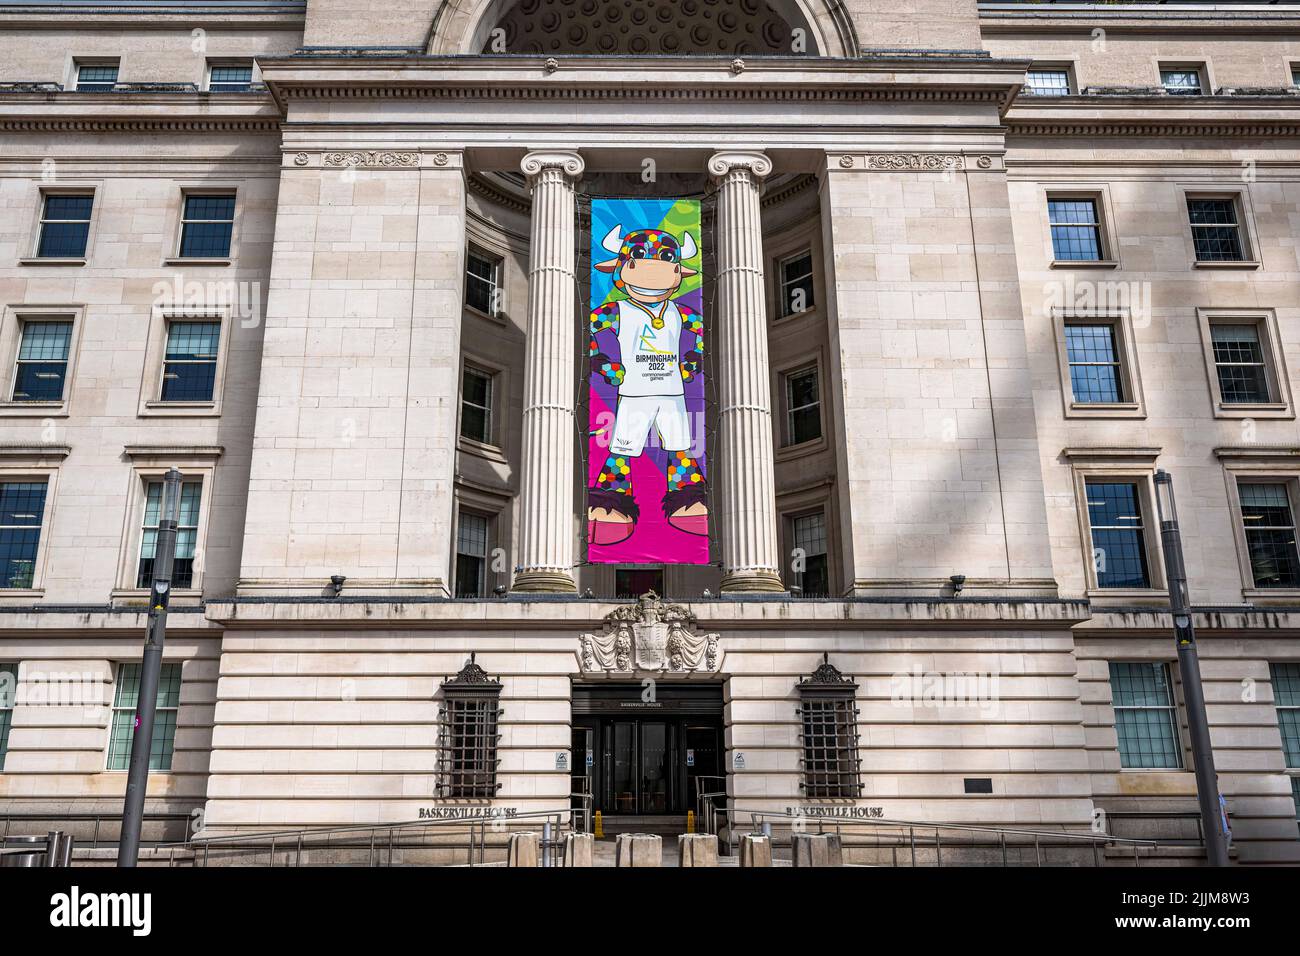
{"left": 571, "top": 682, "right": 723, "bottom": 816}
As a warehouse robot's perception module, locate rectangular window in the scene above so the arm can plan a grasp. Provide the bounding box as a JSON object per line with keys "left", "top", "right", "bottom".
{"left": 1240, "top": 482, "right": 1300, "bottom": 589}
{"left": 1293, "top": 68, "right": 1300, "bottom": 90}
{"left": 75, "top": 62, "right": 118, "bottom": 92}
{"left": 13, "top": 320, "right": 73, "bottom": 402}
{"left": 36, "top": 193, "right": 93, "bottom": 258}
{"left": 1064, "top": 323, "right": 1125, "bottom": 404}
{"left": 797, "top": 658, "right": 862, "bottom": 799}
{"left": 784, "top": 365, "right": 821, "bottom": 445}
{"left": 454, "top": 510, "right": 489, "bottom": 598}
{"left": 1161, "top": 68, "right": 1203, "bottom": 95}
{"left": 460, "top": 366, "right": 493, "bottom": 444}
{"left": 0, "top": 481, "right": 47, "bottom": 589}
{"left": 207, "top": 62, "right": 254, "bottom": 93}
{"left": 1109, "top": 662, "right": 1182, "bottom": 769}
{"left": 615, "top": 567, "right": 663, "bottom": 599}
{"left": 792, "top": 512, "right": 829, "bottom": 597}
{"left": 1187, "top": 198, "right": 1245, "bottom": 262}
{"left": 160, "top": 321, "right": 220, "bottom": 402}
{"left": 465, "top": 249, "right": 502, "bottom": 316}
{"left": 1048, "top": 198, "right": 1103, "bottom": 261}
{"left": 779, "top": 250, "right": 815, "bottom": 317}
{"left": 136, "top": 479, "right": 202, "bottom": 589}
{"left": 1210, "top": 323, "right": 1271, "bottom": 404}
{"left": 1026, "top": 69, "right": 1071, "bottom": 96}
{"left": 178, "top": 194, "right": 235, "bottom": 259}
{"left": 106, "top": 662, "right": 181, "bottom": 772}
{"left": 0, "top": 663, "right": 15, "bottom": 772}
{"left": 438, "top": 659, "right": 502, "bottom": 799}
{"left": 1086, "top": 480, "right": 1151, "bottom": 589}
{"left": 1271, "top": 663, "right": 1300, "bottom": 821}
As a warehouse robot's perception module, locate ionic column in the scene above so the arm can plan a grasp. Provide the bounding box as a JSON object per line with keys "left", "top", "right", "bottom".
{"left": 513, "top": 150, "right": 584, "bottom": 592}
{"left": 709, "top": 151, "right": 784, "bottom": 592}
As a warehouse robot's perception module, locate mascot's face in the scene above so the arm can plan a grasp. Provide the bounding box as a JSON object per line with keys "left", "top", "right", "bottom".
{"left": 595, "top": 226, "right": 698, "bottom": 304}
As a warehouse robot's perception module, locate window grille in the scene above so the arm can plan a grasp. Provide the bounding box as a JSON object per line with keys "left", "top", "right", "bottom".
{"left": 796, "top": 654, "right": 863, "bottom": 799}
{"left": 437, "top": 654, "right": 502, "bottom": 799}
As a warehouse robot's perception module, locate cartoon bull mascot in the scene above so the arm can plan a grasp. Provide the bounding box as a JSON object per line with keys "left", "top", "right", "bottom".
{"left": 587, "top": 222, "right": 707, "bottom": 546}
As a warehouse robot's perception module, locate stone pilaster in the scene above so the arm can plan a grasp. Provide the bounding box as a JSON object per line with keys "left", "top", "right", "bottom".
{"left": 513, "top": 150, "right": 584, "bottom": 592}
{"left": 709, "top": 151, "right": 784, "bottom": 593}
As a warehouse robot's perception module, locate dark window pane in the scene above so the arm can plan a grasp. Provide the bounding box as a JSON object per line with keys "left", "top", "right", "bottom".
{"left": 790, "top": 406, "right": 820, "bottom": 444}
{"left": 0, "top": 481, "right": 47, "bottom": 589}
{"left": 1087, "top": 482, "right": 1149, "bottom": 588}
{"left": 1240, "top": 483, "right": 1300, "bottom": 588}
{"left": 455, "top": 554, "right": 485, "bottom": 598}
{"left": 1161, "top": 70, "right": 1202, "bottom": 94}
{"left": 179, "top": 222, "right": 233, "bottom": 258}
{"left": 615, "top": 568, "right": 663, "bottom": 599}
{"left": 460, "top": 368, "right": 492, "bottom": 443}
{"left": 160, "top": 322, "right": 220, "bottom": 402}
{"left": 43, "top": 195, "right": 93, "bottom": 220}
{"left": 1048, "top": 199, "right": 1102, "bottom": 261}
{"left": 781, "top": 252, "right": 815, "bottom": 315}
{"left": 184, "top": 195, "right": 236, "bottom": 221}
{"left": 37, "top": 223, "right": 90, "bottom": 258}
{"left": 76, "top": 65, "right": 118, "bottom": 91}
{"left": 465, "top": 252, "right": 499, "bottom": 314}
{"left": 1188, "top": 199, "right": 1244, "bottom": 262}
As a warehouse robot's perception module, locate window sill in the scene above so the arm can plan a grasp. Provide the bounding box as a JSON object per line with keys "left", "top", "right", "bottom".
{"left": 1193, "top": 260, "right": 1260, "bottom": 270}
{"left": 1086, "top": 588, "right": 1170, "bottom": 603}
{"left": 0, "top": 401, "right": 68, "bottom": 418}
{"left": 457, "top": 436, "right": 508, "bottom": 464}
{"left": 0, "top": 588, "right": 45, "bottom": 602}
{"left": 464, "top": 305, "right": 506, "bottom": 325}
{"left": 1050, "top": 259, "right": 1119, "bottom": 269}
{"left": 1211, "top": 402, "right": 1292, "bottom": 420}
{"left": 776, "top": 435, "right": 828, "bottom": 462}
{"left": 110, "top": 587, "right": 202, "bottom": 607}
{"left": 139, "top": 400, "right": 220, "bottom": 418}
{"left": 1065, "top": 401, "right": 1145, "bottom": 420}
{"left": 774, "top": 307, "right": 820, "bottom": 323}
{"left": 1242, "top": 587, "right": 1300, "bottom": 602}
{"left": 17, "top": 257, "right": 86, "bottom": 267}
{"left": 163, "top": 257, "right": 231, "bottom": 267}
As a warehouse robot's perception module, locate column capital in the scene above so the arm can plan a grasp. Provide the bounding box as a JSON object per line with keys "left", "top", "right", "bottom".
{"left": 707, "top": 150, "right": 773, "bottom": 182}
{"left": 520, "top": 150, "right": 585, "bottom": 182}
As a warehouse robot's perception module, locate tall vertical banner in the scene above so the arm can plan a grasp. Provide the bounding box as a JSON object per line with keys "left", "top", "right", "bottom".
{"left": 586, "top": 198, "right": 708, "bottom": 564}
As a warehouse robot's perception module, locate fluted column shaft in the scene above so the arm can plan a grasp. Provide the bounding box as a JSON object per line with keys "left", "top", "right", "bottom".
{"left": 514, "top": 151, "right": 584, "bottom": 592}
{"left": 709, "top": 151, "right": 784, "bottom": 592}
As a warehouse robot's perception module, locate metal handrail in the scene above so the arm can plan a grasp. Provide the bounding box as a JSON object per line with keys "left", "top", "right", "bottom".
{"left": 729, "top": 809, "right": 1166, "bottom": 866}
{"left": 156, "top": 809, "right": 578, "bottom": 867}
{"left": 1, "top": 811, "right": 196, "bottom": 850}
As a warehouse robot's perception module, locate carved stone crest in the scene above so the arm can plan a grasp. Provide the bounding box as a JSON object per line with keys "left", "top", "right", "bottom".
{"left": 322, "top": 150, "right": 420, "bottom": 169}
{"left": 579, "top": 592, "right": 721, "bottom": 675}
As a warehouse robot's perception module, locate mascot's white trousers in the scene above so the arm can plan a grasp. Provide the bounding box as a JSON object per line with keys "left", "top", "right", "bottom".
{"left": 609, "top": 395, "right": 691, "bottom": 457}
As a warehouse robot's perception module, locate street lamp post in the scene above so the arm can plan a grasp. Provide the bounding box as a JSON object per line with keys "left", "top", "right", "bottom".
{"left": 1153, "top": 469, "right": 1230, "bottom": 867}
{"left": 118, "top": 467, "right": 183, "bottom": 867}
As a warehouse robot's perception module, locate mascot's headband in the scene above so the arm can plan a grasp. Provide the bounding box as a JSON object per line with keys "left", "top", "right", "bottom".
{"left": 594, "top": 224, "right": 699, "bottom": 275}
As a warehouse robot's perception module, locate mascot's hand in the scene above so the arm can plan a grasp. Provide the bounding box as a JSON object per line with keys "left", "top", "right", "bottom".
{"left": 590, "top": 351, "right": 622, "bottom": 385}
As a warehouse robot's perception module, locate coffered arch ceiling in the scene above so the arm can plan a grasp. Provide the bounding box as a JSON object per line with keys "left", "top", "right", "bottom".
{"left": 427, "top": 0, "right": 859, "bottom": 57}
{"left": 485, "top": 0, "right": 807, "bottom": 55}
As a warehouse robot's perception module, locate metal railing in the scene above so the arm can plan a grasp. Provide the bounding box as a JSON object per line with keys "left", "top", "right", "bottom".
{"left": 734, "top": 810, "right": 1166, "bottom": 866}
{"left": 0, "top": 811, "right": 196, "bottom": 850}
{"left": 694, "top": 776, "right": 728, "bottom": 839}
{"left": 155, "top": 809, "right": 579, "bottom": 867}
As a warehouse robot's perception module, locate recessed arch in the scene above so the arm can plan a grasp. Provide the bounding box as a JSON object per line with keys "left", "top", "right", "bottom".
{"left": 426, "top": 0, "right": 859, "bottom": 58}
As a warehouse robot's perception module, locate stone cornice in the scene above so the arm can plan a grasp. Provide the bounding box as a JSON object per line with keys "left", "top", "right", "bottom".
{"left": 0, "top": 94, "right": 283, "bottom": 133}
{"left": 1009, "top": 119, "right": 1300, "bottom": 139}
{"left": 1006, "top": 96, "right": 1300, "bottom": 139}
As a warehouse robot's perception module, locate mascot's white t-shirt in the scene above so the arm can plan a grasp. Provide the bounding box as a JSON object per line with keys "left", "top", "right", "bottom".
{"left": 614, "top": 298, "right": 684, "bottom": 397}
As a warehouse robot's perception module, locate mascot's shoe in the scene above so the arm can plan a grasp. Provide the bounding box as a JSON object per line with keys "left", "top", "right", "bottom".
{"left": 662, "top": 483, "right": 709, "bottom": 537}
{"left": 587, "top": 487, "right": 639, "bottom": 546}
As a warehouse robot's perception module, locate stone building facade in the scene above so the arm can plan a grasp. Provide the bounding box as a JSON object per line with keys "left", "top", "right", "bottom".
{"left": 0, "top": 0, "right": 1299, "bottom": 864}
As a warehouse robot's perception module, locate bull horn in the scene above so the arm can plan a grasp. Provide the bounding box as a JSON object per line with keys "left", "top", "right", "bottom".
{"left": 680, "top": 231, "right": 698, "bottom": 261}
{"left": 601, "top": 224, "right": 625, "bottom": 255}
